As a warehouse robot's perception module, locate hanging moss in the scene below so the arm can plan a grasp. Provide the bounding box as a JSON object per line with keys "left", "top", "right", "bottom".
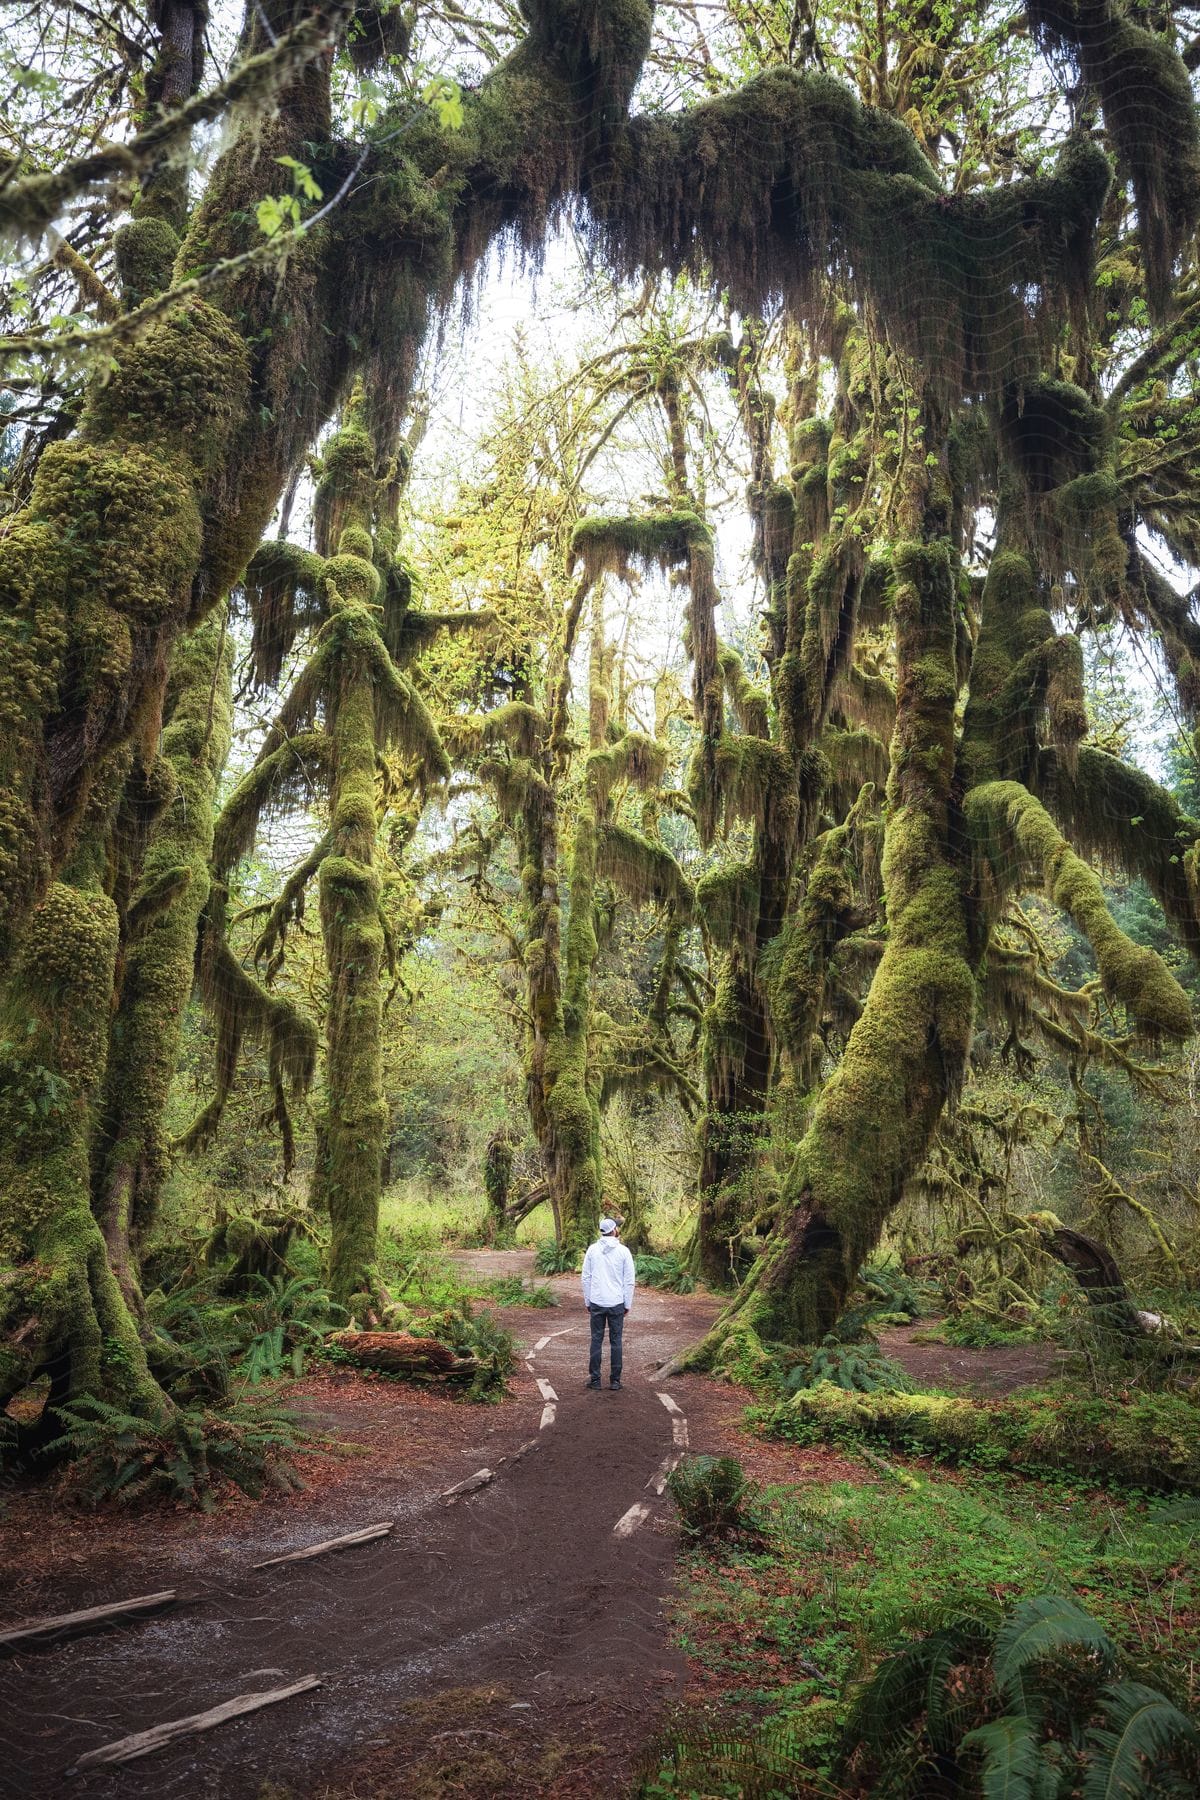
{"left": 1125, "top": 547, "right": 1200, "bottom": 724}
{"left": 443, "top": 702, "right": 546, "bottom": 762}
{"left": 718, "top": 644, "right": 771, "bottom": 738}
{"left": 586, "top": 731, "right": 670, "bottom": 810}
{"left": 1024, "top": 0, "right": 1200, "bottom": 317}
{"left": 821, "top": 727, "right": 888, "bottom": 821}
{"left": 695, "top": 861, "right": 760, "bottom": 954}
{"left": 243, "top": 540, "right": 327, "bottom": 690}
{"left": 211, "top": 733, "right": 333, "bottom": 875}
{"left": 569, "top": 510, "right": 711, "bottom": 584}
{"left": 590, "top": 74, "right": 1109, "bottom": 404}
{"left": 966, "top": 779, "right": 1193, "bottom": 1038}
{"left": 595, "top": 821, "right": 694, "bottom": 919}
{"left": 691, "top": 732, "right": 795, "bottom": 839}
{"left": 829, "top": 665, "right": 896, "bottom": 741}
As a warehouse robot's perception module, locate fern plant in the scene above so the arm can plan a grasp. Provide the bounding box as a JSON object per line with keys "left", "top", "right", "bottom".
{"left": 666, "top": 1454, "right": 760, "bottom": 1540}
{"left": 782, "top": 1341, "right": 916, "bottom": 1395}
{"left": 534, "top": 1238, "right": 578, "bottom": 1275}
{"left": 837, "top": 1593, "right": 1200, "bottom": 1798}
{"left": 43, "top": 1396, "right": 311, "bottom": 1510}
{"left": 145, "top": 1278, "right": 242, "bottom": 1400}
{"left": 237, "top": 1273, "right": 347, "bottom": 1384}
{"left": 634, "top": 1251, "right": 696, "bottom": 1294}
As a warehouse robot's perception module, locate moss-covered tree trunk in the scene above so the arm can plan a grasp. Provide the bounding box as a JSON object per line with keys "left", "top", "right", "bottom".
{"left": 91, "top": 608, "right": 233, "bottom": 1304}
{"left": 697, "top": 522, "right": 976, "bottom": 1354}
{"left": 311, "top": 569, "right": 390, "bottom": 1318}
{"left": 0, "top": 842, "right": 167, "bottom": 1414}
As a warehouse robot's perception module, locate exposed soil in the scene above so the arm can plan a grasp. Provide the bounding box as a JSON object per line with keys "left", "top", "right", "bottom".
{"left": 0, "top": 1265, "right": 1068, "bottom": 1798}
{"left": 877, "top": 1322, "right": 1067, "bottom": 1397}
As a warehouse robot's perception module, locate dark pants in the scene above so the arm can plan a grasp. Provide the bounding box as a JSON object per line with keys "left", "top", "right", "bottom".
{"left": 588, "top": 1304, "right": 625, "bottom": 1383}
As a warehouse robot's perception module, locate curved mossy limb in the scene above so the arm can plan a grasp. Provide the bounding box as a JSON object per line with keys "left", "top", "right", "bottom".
{"left": 91, "top": 607, "right": 234, "bottom": 1303}
{"left": 0, "top": 881, "right": 168, "bottom": 1415}
{"left": 1035, "top": 744, "right": 1200, "bottom": 963}
{"left": 966, "top": 779, "right": 1193, "bottom": 1038}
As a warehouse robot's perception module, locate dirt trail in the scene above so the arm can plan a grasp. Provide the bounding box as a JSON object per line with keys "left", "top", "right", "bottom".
{"left": 1, "top": 1272, "right": 722, "bottom": 1800}
{"left": 1, "top": 1260, "right": 1068, "bottom": 1797}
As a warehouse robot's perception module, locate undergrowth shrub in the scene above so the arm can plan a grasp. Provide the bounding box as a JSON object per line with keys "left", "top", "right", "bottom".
{"left": 667, "top": 1454, "right": 760, "bottom": 1540}
{"left": 486, "top": 1273, "right": 558, "bottom": 1308}
{"left": 858, "top": 1257, "right": 924, "bottom": 1321}
{"left": 44, "top": 1396, "right": 312, "bottom": 1509}
{"left": 638, "top": 1722, "right": 823, "bottom": 1799}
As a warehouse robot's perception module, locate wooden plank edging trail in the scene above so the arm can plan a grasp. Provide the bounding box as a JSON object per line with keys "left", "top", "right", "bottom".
{"left": 66, "top": 1677, "right": 323, "bottom": 1774}
{"left": 0, "top": 1591, "right": 177, "bottom": 1655}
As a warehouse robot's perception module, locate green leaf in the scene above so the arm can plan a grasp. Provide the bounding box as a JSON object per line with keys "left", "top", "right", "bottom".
{"left": 423, "top": 76, "right": 464, "bottom": 131}
{"left": 993, "top": 1596, "right": 1117, "bottom": 1707}
{"left": 962, "top": 1716, "right": 1054, "bottom": 1800}
{"left": 256, "top": 196, "right": 285, "bottom": 239}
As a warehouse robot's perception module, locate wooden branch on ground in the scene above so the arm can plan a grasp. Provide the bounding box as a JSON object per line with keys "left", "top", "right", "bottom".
{"left": 67, "top": 1677, "right": 322, "bottom": 1773}
{"left": 0, "top": 1590, "right": 176, "bottom": 1655}
{"left": 252, "top": 1524, "right": 393, "bottom": 1570}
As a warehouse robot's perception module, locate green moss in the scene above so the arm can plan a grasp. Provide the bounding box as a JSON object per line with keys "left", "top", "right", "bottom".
{"left": 592, "top": 75, "right": 1108, "bottom": 405}
{"left": 1024, "top": 0, "right": 1200, "bottom": 316}
{"left": 570, "top": 510, "right": 711, "bottom": 584}
{"left": 596, "top": 820, "right": 694, "bottom": 918}
{"left": 1047, "top": 744, "right": 1200, "bottom": 962}
{"left": 772, "top": 1382, "right": 1200, "bottom": 1491}
{"left": 695, "top": 861, "right": 760, "bottom": 953}
{"left": 0, "top": 878, "right": 169, "bottom": 1414}
{"left": 762, "top": 823, "right": 860, "bottom": 1065}
{"left": 93, "top": 607, "right": 234, "bottom": 1292}
{"left": 113, "top": 217, "right": 180, "bottom": 307}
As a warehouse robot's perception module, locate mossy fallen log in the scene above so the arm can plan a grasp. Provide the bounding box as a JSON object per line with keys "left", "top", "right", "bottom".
{"left": 329, "top": 1331, "right": 479, "bottom": 1383}
{"left": 768, "top": 1381, "right": 1200, "bottom": 1492}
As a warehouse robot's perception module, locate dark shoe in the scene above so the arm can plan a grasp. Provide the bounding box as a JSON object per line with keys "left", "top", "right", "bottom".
{"left": 584, "top": 1378, "right": 601, "bottom": 1390}
{"left": 609, "top": 1380, "right": 622, "bottom": 1390}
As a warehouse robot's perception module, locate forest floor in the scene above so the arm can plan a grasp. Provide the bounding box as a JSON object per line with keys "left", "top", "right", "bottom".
{"left": 0, "top": 1255, "right": 1071, "bottom": 1799}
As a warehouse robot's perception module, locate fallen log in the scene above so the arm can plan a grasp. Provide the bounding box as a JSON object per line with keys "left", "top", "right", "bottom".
{"left": 1, "top": 1590, "right": 176, "bottom": 1655}
{"left": 67, "top": 1676, "right": 321, "bottom": 1773}
{"left": 330, "top": 1330, "right": 478, "bottom": 1381}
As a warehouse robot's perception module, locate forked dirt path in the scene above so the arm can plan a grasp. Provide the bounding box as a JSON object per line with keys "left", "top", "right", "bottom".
{"left": 1, "top": 1262, "right": 1066, "bottom": 1798}
{"left": 1, "top": 1271, "right": 726, "bottom": 1800}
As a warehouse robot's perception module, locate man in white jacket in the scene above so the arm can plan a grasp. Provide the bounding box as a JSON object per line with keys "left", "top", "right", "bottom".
{"left": 581, "top": 1218, "right": 636, "bottom": 1390}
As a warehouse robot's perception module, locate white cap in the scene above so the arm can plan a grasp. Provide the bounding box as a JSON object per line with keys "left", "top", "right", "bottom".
{"left": 599, "top": 1218, "right": 618, "bottom": 1235}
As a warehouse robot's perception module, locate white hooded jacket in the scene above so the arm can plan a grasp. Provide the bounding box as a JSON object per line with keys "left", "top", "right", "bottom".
{"left": 581, "top": 1235, "right": 635, "bottom": 1311}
